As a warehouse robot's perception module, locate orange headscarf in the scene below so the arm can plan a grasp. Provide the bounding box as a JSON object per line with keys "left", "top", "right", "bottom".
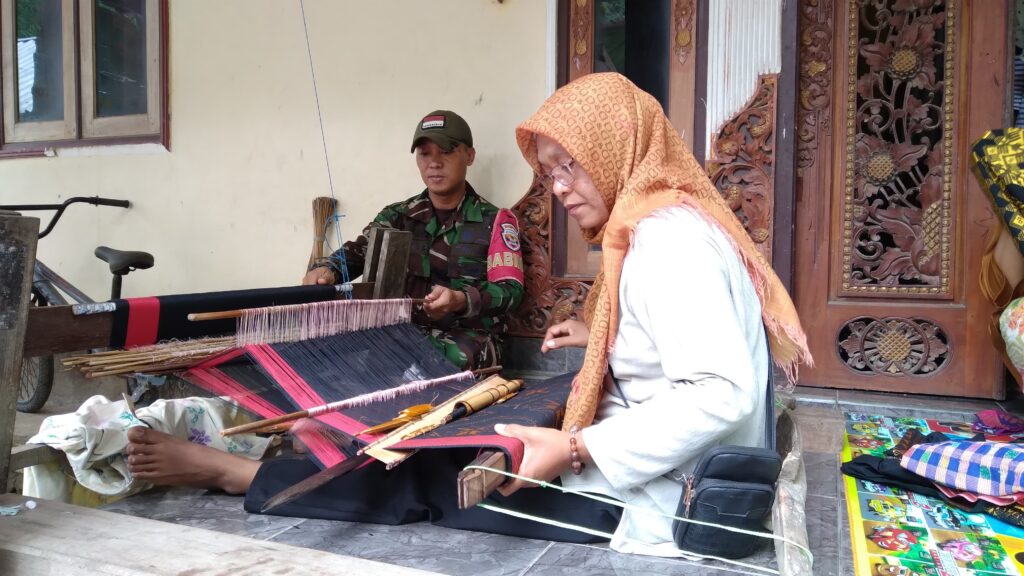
{"left": 516, "top": 73, "right": 812, "bottom": 432}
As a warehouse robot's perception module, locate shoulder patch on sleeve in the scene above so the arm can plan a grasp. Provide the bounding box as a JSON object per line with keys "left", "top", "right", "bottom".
{"left": 487, "top": 208, "right": 524, "bottom": 285}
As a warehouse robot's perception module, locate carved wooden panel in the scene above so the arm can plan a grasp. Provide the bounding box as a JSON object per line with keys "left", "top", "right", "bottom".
{"left": 841, "top": 0, "right": 955, "bottom": 297}
{"left": 838, "top": 316, "right": 950, "bottom": 377}
{"left": 570, "top": 0, "right": 594, "bottom": 80}
{"left": 797, "top": 0, "right": 833, "bottom": 174}
{"left": 673, "top": 0, "right": 696, "bottom": 65}
{"left": 509, "top": 180, "right": 591, "bottom": 337}
{"left": 793, "top": 0, "right": 1006, "bottom": 399}
{"left": 707, "top": 74, "right": 778, "bottom": 262}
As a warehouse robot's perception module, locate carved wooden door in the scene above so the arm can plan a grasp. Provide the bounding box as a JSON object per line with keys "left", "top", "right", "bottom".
{"left": 794, "top": 0, "right": 1008, "bottom": 398}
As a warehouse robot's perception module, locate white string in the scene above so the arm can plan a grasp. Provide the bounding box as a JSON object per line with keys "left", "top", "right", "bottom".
{"left": 465, "top": 465, "right": 814, "bottom": 575}
{"left": 306, "top": 370, "right": 474, "bottom": 416}
{"left": 299, "top": 0, "right": 351, "bottom": 296}
{"left": 236, "top": 298, "right": 414, "bottom": 346}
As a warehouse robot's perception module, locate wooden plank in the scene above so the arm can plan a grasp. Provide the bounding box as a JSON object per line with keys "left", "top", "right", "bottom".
{"left": 10, "top": 444, "right": 62, "bottom": 471}
{"left": 363, "top": 226, "right": 386, "bottom": 284}
{"left": 24, "top": 305, "right": 113, "bottom": 358}
{"left": 457, "top": 450, "right": 506, "bottom": 509}
{"left": 0, "top": 213, "right": 39, "bottom": 493}
{"left": 0, "top": 494, "right": 438, "bottom": 575}
{"left": 373, "top": 229, "right": 412, "bottom": 299}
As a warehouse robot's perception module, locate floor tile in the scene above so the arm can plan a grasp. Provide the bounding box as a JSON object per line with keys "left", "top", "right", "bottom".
{"left": 997, "top": 395, "right": 1024, "bottom": 417}
{"left": 836, "top": 389, "right": 997, "bottom": 418}
{"left": 793, "top": 386, "right": 838, "bottom": 407}
{"left": 838, "top": 493, "right": 853, "bottom": 576}
{"left": 521, "top": 542, "right": 776, "bottom": 575}
{"left": 805, "top": 495, "right": 839, "bottom": 576}
{"left": 101, "top": 488, "right": 305, "bottom": 540}
{"left": 803, "top": 452, "right": 840, "bottom": 500}
{"left": 269, "top": 518, "right": 550, "bottom": 576}
{"left": 792, "top": 413, "right": 845, "bottom": 453}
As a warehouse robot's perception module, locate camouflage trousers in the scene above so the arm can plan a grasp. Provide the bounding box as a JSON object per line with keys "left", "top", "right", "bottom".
{"left": 425, "top": 327, "right": 499, "bottom": 371}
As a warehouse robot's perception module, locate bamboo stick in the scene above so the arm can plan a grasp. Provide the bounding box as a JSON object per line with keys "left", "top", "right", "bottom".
{"left": 220, "top": 365, "right": 503, "bottom": 437}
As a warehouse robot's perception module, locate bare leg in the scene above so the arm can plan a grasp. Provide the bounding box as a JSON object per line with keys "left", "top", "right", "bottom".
{"left": 126, "top": 426, "right": 261, "bottom": 494}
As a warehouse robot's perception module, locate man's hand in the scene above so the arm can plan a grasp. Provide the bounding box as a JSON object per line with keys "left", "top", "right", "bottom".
{"left": 421, "top": 285, "right": 467, "bottom": 319}
{"left": 493, "top": 423, "right": 578, "bottom": 496}
{"left": 541, "top": 319, "right": 589, "bottom": 353}
{"left": 302, "top": 267, "right": 336, "bottom": 285}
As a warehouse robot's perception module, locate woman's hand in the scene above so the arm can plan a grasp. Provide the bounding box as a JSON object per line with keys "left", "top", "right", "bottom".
{"left": 494, "top": 423, "right": 574, "bottom": 496}
{"left": 421, "top": 285, "right": 467, "bottom": 319}
{"left": 541, "top": 319, "right": 589, "bottom": 353}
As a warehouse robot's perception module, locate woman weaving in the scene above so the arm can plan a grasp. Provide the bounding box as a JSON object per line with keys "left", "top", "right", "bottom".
{"left": 125, "top": 73, "right": 810, "bottom": 555}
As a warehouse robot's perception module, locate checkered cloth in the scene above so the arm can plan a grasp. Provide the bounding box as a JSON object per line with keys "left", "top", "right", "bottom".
{"left": 901, "top": 441, "right": 1024, "bottom": 497}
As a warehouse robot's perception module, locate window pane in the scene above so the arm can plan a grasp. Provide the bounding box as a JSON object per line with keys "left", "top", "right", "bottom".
{"left": 94, "top": 0, "right": 147, "bottom": 118}
{"left": 15, "top": 0, "right": 64, "bottom": 122}
{"left": 594, "top": 0, "right": 625, "bottom": 74}
{"left": 592, "top": 0, "right": 670, "bottom": 111}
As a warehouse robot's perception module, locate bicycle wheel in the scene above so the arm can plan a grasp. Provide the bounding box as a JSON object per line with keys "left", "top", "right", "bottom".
{"left": 17, "top": 290, "right": 54, "bottom": 413}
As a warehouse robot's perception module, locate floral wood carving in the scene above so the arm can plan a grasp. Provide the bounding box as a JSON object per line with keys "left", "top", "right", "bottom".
{"left": 837, "top": 316, "right": 950, "bottom": 376}
{"left": 509, "top": 179, "right": 591, "bottom": 337}
{"left": 842, "top": 0, "right": 955, "bottom": 296}
{"left": 797, "top": 0, "right": 834, "bottom": 174}
{"left": 706, "top": 75, "right": 778, "bottom": 262}
{"left": 673, "top": 0, "right": 696, "bottom": 65}
{"left": 571, "top": 0, "right": 593, "bottom": 75}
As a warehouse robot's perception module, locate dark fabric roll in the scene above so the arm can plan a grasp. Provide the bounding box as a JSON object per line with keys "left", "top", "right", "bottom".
{"left": 109, "top": 284, "right": 339, "bottom": 347}
{"left": 245, "top": 447, "right": 622, "bottom": 543}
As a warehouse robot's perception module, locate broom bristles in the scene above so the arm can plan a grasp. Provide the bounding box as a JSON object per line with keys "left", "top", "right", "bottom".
{"left": 307, "top": 196, "right": 337, "bottom": 271}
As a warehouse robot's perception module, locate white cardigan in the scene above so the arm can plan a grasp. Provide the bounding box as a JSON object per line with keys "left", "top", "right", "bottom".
{"left": 561, "top": 206, "right": 769, "bottom": 556}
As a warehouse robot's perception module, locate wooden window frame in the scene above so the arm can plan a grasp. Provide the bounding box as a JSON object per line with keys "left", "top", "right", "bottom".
{"left": 79, "top": 0, "right": 160, "bottom": 138}
{"left": 1, "top": 0, "right": 77, "bottom": 143}
{"left": 0, "top": 0, "right": 169, "bottom": 158}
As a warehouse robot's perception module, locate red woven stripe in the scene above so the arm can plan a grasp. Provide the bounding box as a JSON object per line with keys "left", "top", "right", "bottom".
{"left": 246, "top": 344, "right": 351, "bottom": 467}
{"left": 124, "top": 297, "right": 160, "bottom": 348}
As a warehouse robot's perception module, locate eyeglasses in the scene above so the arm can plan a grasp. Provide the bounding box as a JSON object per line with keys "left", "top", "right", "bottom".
{"left": 538, "top": 160, "right": 576, "bottom": 189}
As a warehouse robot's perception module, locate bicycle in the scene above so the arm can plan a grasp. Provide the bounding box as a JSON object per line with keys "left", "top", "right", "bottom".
{"left": 0, "top": 196, "right": 154, "bottom": 413}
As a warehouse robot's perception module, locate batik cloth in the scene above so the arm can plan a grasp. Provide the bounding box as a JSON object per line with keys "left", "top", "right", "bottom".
{"left": 514, "top": 72, "right": 811, "bottom": 431}
{"left": 974, "top": 408, "right": 1024, "bottom": 436}
{"left": 23, "top": 395, "right": 271, "bottom": 505}
{"left": 972, "top": 128, "right": 1024, "bottom": 257}
{"left": 900, "top": 440, "right": 1024, "bottom": 497}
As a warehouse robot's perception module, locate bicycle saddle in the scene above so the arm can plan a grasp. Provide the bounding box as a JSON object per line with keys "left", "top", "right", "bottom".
{"left": 94, "top": 246, "right": 155, "bottom": 275}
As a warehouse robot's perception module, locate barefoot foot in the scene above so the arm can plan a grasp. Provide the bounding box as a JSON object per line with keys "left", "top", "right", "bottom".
{"left": 126, "top": 426, "right": 260, "bottom": 494}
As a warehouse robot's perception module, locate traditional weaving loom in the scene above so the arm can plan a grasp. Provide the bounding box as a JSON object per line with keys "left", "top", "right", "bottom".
{"left": 1, "top": 223, "right": 548, "bottom": 508}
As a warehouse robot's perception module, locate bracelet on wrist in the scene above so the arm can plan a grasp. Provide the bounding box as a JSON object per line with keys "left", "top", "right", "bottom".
{"left": 569, "top": 425, "right": 585, "bottom": 475}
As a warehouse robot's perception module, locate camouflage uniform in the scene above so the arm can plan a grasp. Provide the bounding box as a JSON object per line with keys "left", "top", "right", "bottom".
{"left": 319, "top": 184, "right": 523, "bottom": 369}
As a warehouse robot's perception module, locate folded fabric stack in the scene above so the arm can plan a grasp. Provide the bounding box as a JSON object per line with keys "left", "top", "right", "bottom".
{"left": 841, "top": 409, "right": 1024, "bottom": 528}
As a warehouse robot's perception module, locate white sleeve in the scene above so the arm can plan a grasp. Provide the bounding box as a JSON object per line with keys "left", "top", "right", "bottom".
{"left": 582, "top": 216, "right": 759, "bottom": 491}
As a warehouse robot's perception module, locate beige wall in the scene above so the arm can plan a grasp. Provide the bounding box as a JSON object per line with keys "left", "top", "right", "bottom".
{"left": 0, "top": 0, "right": 551, "bottom": 298}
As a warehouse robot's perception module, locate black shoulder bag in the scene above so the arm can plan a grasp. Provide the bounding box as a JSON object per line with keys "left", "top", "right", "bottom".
{"left": 670, "top": 343, "right": 782, "bottom": 559}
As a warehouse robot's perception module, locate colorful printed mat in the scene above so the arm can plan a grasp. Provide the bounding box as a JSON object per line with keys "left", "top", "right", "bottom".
{"left": 843, "top": 412, "right": 1024, "bottom": 576}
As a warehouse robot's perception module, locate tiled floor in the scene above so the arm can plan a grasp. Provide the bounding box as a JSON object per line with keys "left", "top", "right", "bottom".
{"left": 14, "top": 384, "right": 1018, "bottom": 575}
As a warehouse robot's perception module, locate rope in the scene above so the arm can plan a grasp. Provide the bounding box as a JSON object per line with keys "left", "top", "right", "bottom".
{"left": 464, "top": 464, "right": 814, "bottom": 576}
{"left": 299, "top": 0, "right": 351, "bottom": 298}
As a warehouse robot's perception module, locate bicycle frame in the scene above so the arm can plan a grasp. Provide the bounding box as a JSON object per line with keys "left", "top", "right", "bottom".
{"left": 33, "top": 261, "right": 93, "bottom": 306}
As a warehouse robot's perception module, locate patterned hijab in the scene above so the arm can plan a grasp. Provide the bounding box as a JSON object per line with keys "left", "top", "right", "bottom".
{"left": 516, "top": 73, "right": 812, "bottom": 432}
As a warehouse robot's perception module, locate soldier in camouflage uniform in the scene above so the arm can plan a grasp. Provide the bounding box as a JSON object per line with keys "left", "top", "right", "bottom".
{"left": 304, "top": 110, "right": 524, "bottom": 370}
